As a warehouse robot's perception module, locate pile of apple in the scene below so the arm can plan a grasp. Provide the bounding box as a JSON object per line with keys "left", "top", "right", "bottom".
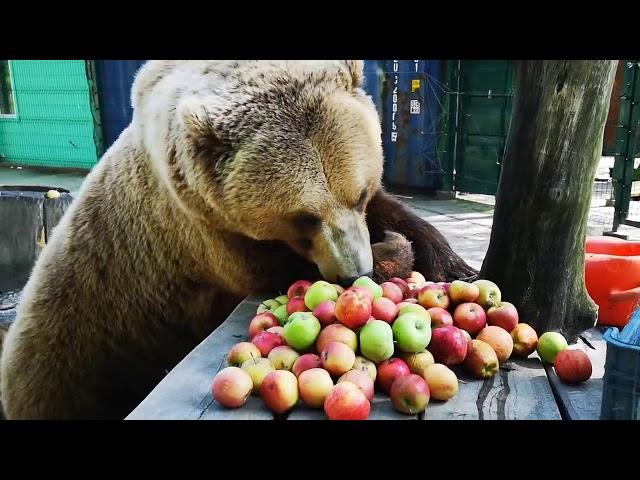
{"left": 212, "top": 273, "right": 592, "bottom": 420}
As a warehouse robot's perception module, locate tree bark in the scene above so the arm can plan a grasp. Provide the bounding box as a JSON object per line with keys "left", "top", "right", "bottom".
{"left": 480, "top": 60, "right": 618, "bottom": 341}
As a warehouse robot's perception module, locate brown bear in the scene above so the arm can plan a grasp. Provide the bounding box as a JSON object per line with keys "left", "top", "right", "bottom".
{"left": 0, "top": 61, "right": 475, "bottom": 420}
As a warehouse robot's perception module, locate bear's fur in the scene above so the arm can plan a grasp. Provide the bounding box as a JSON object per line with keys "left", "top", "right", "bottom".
{"left": 0, "top": 61, "right": 475, "bottom": 419}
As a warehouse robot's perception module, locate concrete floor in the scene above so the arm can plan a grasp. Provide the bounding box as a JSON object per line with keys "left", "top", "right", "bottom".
{"left": 0, "top": 165, "right": 87, "bottom": 196}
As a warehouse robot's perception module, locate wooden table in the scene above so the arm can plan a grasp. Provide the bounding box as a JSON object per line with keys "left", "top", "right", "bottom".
{"left": 126, "top": 294, "right": 607, "bottom": 420}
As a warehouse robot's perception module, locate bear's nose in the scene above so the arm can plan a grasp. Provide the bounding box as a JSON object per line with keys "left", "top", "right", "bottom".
{"left": 337, "top": 271, "right": 374, "bottom": 288}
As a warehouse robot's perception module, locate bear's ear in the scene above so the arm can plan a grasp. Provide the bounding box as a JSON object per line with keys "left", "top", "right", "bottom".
{"left": 177, "top": 96, "right": 228, "bottom": 157}
{"left": 341, "top": 60, "right": 364, "bottom": 89}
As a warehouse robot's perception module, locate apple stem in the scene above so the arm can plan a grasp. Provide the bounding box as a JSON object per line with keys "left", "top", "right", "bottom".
{"left": 251, "top": 352, "right": 257, "bottom": 364}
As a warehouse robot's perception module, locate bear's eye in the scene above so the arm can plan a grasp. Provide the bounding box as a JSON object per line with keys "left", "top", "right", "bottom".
{"left": 355, "top": 188, "right": 369, "bottom": 212}
{"left": 291, "top": 212, "right": 321, "bottom": 231}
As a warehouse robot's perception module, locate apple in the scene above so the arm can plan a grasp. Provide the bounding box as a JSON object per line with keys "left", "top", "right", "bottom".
{"left": 251, "top": 331, "right": 285, "bottom": 357}
{"left": 275, "top": 295, "right": 289, "bottom": 305}
{"left": 400, "top": 350, "right": 435, "bottom": 374}
{"left": 212, "top": 367, "right": 254, "bottom": 408}
{"left": 332, "top": 284, "right": 345, "bottom": 295}
{"left": 418, "top": 285, "right": 450, "bottom": 310}
{"left": 273, "top": 304, "right": 289, "bottom": 326}
{"left": 346, "top": 286, "right": 374, "bottom": 303}
{"left": 405, "top": 285, "right": 422, "bottom": 300}
{"left": 298, "top": 368, "right": 334, "bottom": 408}
{"left": 453, "top": 303, "right": 487, "bottom": 336}
{"left": 472, "top": 279, "right": 502, "bottom": 309}
{"left": 324, "top": 382, "right": 370, "bottom": 420}
{"left": 427, "top": 307, "right": 453, "bottom": 329}
{"left": 461, "top": 329, "right": 472, "bottom": 342}
{"left": 248, "top": 312, "right": 279, "bottom": 338}
{"left": 381, "top": 282, "right": 404, "bottom": 304}
{"left": 486, "top": 301, "right": 519, "bottom": 332}
{"left": 476, "top": 326, "right": 513, "bottom": 363}
{"left": 537, "top": 331, "right": 568, "bottom": 364}
{"left": 448, "top": 280, "right": 480, "bottom": 304}
{"left": 359, "top": 320, "right": 394, "bottom": 363}
{"left": 400, "top": 297, "right": 418, "bottom": 304}
{"left": 304, "top": 281, "right": 338, "bottom": 310}
{"left": 398, "top": 303, "right": 429, "bottom": 319}
{"left": 393, "top": 312, "right": 432, "bottom": 353}
{"left": 257, "top": 298, "right": 281, "bottom": 314}
{"left": 283, "top": 312, "right": 321, "bottom": 351}
{"left": 464, "top": 339, "right": 499, "bottom": 379}
{"left": 316, "top": 324, "right": 358, "bottom": 353}
{"left": 241, "top": 357, "right": 275, "bottom": 394}
{"left": 511, "top": 323, "right": 539, "bottom": 357}
{"left": 388, "top": 277, "right": 410, "bottom": 297}
{"left": 406, "top": 271, "right": 427, "bottom": 287}
{"left": 267, "top": 346, "right": 300, "bottom": 371}
{"left": 321, "top": 341, "right": 356, "bottom": 377}
{"left": 266, "top": 326, "right": 285, "bottom": 338}
{"left": 352, "top": 276, "right": 383, "bottom": 299}
{"left": 288, "top": 279, "right": 312, "bottom": 299}
{"left": 227, "top": 342, "right": 262, "bottom": 367}
{"left": 390, "top": 373, "right": 430, "bottom": 414}
{"left": 260, "top": 370, "right": 299, "bottom": 414}
{"left": 429, "top": 326, "right": 468, "bottom": 366}
{"left": 335, "top": 289, "right": 372, "bottom": 330}
{"left": 421, "top": 364, "right": 458, "bottom": 401}
{"left": 338, "top": 369, "right": 374, "bottom": 401}
{"left": 292, "top": 353, "right": 323, "bottom": 377}
{"left": 371, "top": 297, "right": 399, "bottom": 324}
{"left": 554, "top": 349, "right": 592, "bottom": 384}
{"left": 287, "top": 296, "right": 309, "bottom": 316}
{"left": 313, "top": 301, "right": 338, "bottom": 327}
{"left": 376, "top": 358, "right": 411, "bottom": 394}
{"left": 353, "top": 356, "right": 377, "bottom": 382}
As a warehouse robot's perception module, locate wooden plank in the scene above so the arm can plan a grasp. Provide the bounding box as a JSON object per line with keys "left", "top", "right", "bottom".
{"left": 127, "top": 293, "right": 274, "bottom": 420}
{"left": 544, "top": 328, "right": 606, "bottom": 420}
{"left": 423, "top": 357, "right": 562, "bottom": 420}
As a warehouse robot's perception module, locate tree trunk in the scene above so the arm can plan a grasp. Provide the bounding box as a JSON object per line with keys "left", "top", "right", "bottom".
{"left": 480, "top": 60, "right": 618, "bottom": 341}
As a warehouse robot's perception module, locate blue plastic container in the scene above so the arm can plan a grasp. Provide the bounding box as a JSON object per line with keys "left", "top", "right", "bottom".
{"left": 600, "top": 308, "right": 640, "bottom": 420}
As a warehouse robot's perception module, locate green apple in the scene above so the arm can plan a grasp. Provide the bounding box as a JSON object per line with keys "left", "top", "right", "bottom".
{"left": 398, "top": 303, "right": 430, "bottom": 320}
{"left": 472, "top": 279, "right": 502, "bottom": 309}
{"left": 257, "top": 298, "right": 282, "bottom": 314}
{"left": 275, "top": 295, "right": 289, "bottom": 305}
{"left": 359, "top": 320, "right": 394, "bottom": 363}
{"left": 353, "top": 276, "right": 383, "bottom": 299}
{"left": 393, "top": 312, "right": 432, "bottom": 353}
{"left": 304, "top": 281, "right": 338, "bottom": 310}
{"left": 273, "top": 304, "right": 289, "bottom": 326}
{"left": 284, "top": 312, "right": 321, "bottom": 351}
{"left": 536, "top": 331, "right": 568, "bottom": 363}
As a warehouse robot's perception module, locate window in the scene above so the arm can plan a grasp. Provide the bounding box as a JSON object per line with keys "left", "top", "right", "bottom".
{"left": 0, "top": 60, "right": 16, "bottom": 117}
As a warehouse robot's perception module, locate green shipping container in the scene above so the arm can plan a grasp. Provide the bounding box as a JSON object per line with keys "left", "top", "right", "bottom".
{"left": 0, "top": 60, "right": 100, "bottom": 169}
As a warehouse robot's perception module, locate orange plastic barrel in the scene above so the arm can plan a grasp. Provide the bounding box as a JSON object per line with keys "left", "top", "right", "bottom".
{"left": 585, "top": 236, "right": 640, "bottom": 327}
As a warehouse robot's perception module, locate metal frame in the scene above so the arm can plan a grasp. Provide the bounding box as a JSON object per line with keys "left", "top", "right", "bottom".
{"left": 0, "top": 60, "right": 18, "bottom": 119}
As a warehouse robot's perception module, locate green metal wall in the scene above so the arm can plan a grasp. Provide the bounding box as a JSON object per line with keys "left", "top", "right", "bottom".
{"left": 0, "top": 60, "right": 100, "bottom": 169}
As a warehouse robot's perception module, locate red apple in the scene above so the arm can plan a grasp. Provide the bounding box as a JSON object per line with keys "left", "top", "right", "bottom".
{"left": 324, "top": 382, "right": 370, "bottom": 420}
{"left": 376, "top": 358, "right": 411, "bottom": 394}
{"left": 292, "top": 353, "right": 323, "bottom": 377}
{"left": 476, "top": 326, "right": 513, "bottom": 363}
{"left": 345, "top": 286, "right": 374, "bottom": 303}
{"left": 388, "top": 277, "right": 410, "bottom": 297}
{"left": 298, "top": 368, "right": 334, "bottom": 408}
{"left": 248, "top": 312, "right": 279, "bottom": 338}
{"left": 448, "top": 280, "right": 480, "bottom": 304}
{"left": 406, "top": 271, "right": 427, "bottom": 287}
{"left": 260, "top": 370, "right": 299, "bottom": 414}
{"left": 554, "top": 349, "right": 592, "bottom": 384}
{"left": 287, "top": 280, "right": 312, "bottom": 299}
{"left": 461, "top": 329, "right": 472, "bottom": 343}
{"left": 436, "top": 282, "right": 451, "bottom": 295}
{"left": 227, "top": 342, "right": 262, "bottom": 367}
{"left": 418, "top": 285, "right": 450, "bottom": 310}
{"left": 321, "top": 341, "right": 356, "bottom": 377}
{"left": 338, "top": 369, "right": 375, "bottom": 401}
{"left": 251, "top": 331, "right": 285, "bottom": 357}
{"left": 381, "top": 282, "right": 404, "bottom": 304}
{"left": 313, "top": 301, "right": 338, "bottom": 327}
{"left": 487, "top": 301, "right": 519, "bottom": 332}
{"left": 390, "top": 373, "right": 430, "bottom": 414}
{"left": 212, "top": 367, "right": 253, "bottom": 408}
{"left": 287, "top": 296, "right": 309, "bottom": 316}
{"left": 371, "top": 297, "right": 399, "bottom": 324}
{"left": 316, "top": 324, "right": 358, "bottom": 353}
{"left": 429, "top": 326, "right": 468, "bottom": 366}
{"left": 427, "top": 307, "right": 453, "bottom": 329}
{"left": 335, "top": 289, "right": 372, "bottom": 330}
{"left": 464, "top": 339, "right": 499, "bottom": 379}
{"left": 453, "top": 303, "right": 487, "bottom": 336}
{"left": 405, "top": 285, "right": 421, "bottom": 299}
{"left": 266, "top": 326, "right": 285, "bottom": 338}
{"left": 398, "top": 299, "right": 418, "bottom": 307}
{"left": 511, "top": 323, "right": 539, "bottom": 357}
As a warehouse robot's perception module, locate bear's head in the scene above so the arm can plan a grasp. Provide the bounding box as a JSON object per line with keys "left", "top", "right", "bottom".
{"left": 131, "top": 60, "right": 383, "bottom": 285}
